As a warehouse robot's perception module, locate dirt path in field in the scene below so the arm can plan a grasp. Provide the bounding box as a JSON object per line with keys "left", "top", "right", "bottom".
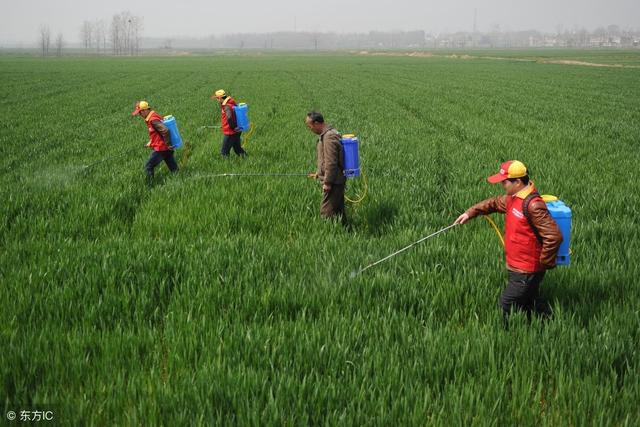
{"left": 540, "top": 59, "right": 636, "bottom": 68}
{"left": 355, "top": 50, "right": 640, "bottom": 69}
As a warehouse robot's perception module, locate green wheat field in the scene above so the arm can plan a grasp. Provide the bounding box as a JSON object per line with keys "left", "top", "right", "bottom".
{"left": 1, "top": 51, "right": 639, "bottom": 425}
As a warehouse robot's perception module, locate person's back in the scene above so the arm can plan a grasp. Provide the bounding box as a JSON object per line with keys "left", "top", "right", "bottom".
{"left": 212, "top": 89, "right": 246, "bottom": 158}
{"left": 316, "top": 127, "right": 346, "bottom": 188}
{"left": 305, "top": 112, "right": 346, "bottom": 221}
{"left": 454, "top": 160, "right": 562, "bottom": 325}
{"left": 220, "top": 96, "right": 238, "bottom": 136}
{"left": 131, "top": 101, "right": 178, "bottom": 184}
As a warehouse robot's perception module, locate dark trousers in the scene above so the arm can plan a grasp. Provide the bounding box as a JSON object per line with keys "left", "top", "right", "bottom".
{"left": 221, "top": 133, "right": 246, "bottom": 157}
{"left": 500, "top": 270, "right": 550, "bottom": 324}
{"left": 321, "top": 184, "right": 346, "bottom": 220}
{"left": 145, "top": 150, "right": 178, "bottom": 180}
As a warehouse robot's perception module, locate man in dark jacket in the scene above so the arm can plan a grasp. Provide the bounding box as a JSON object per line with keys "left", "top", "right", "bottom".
{"left": 132, "top": 101, "right": 177, "bottom": 183}
{"left": 212, "top": 89, "right": 246, "bottom": 158}
{"left": 305, "top": 111, "right": 346, "bottom": 220}
{"left": 454, "top": 160, "right": 563, "bottom": 324}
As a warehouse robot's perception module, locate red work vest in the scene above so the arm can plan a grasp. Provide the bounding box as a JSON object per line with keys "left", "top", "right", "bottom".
{"left": 504, "top": 189, "right": 544, "bottom": 272}
{"left": 146, "top": 111, "right": 170, "bottom": 152}
{"left": 220, "top": 97, "right": 238, "bottom": 135}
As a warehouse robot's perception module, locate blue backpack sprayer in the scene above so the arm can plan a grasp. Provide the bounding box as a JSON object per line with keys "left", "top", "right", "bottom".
{"left": 190, "top": 130, "right": 367, "bottom": 203}
{"left": 234, "top": 103, "right": 250, "bottom": 132}
{"left": 540, "top": 195, "right": 572, "bottom": 265}
{"left": 484, "top": 194, "right": 572, "bottom": 266}
{"left": 162, "top": 115, "right": 184, "bottom": 149}
{"left": 83, "top": 113, "right": 184, "bottom": 171}
{"left": 341, "top": 134, "right": 360, "bottom": 177}
{"left": 190, "top": 130, "right": 367, "bottom": 189}
{"left": 340, "top": 134, "right": 367, "bottom": 203}
{"left": 351, "top": 196, "right": 572, "bottom": 278}
{"left": 232, "top": 103, "right": 256, "bottom": 147}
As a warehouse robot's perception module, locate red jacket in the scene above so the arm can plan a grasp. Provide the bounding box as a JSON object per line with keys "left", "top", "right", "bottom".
{"left": 146, "top": 111, "right": 171, "bottom": 152}
{"left": 466, "top": 184, "right": 563, "bottom": 273}
{"left": 220, "top": 97, "right": 238, "bottom": 135}
{"left": 504, "top": 189, "right": 545, "bottom": 272}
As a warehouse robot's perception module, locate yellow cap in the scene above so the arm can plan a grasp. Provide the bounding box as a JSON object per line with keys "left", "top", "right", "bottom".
{"left": 214, "top": 89, "right": 226, "bottom": 97}
{"left": 541, "top": 195, "right": 558, "bottom": 202}
{"left": 132, "top": 101, "right": 150, "bottom": 116}
{"left": 487, "top": 160, "right": 528, "bottom": 183}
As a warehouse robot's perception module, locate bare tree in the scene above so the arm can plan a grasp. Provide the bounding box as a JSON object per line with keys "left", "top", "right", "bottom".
{"left": 110, "top": 14, "right": 122, "bottom": 55}
{"left": 80, "top": 21, "right": 94, "bottom": 50}
{"left": 123, "top": 12, "right": 133, "bottom": 54}
{"left": 131, "top": 15, "right": 143, "bottom": 55}
{"left": 120, "top": 12, "right": 130, "bottom": 54}
{"left": 39, "top": 25, "right": 51, "bottom": 56}
{"left": 94, "top": 20, "right": 107, "bottom": 54}
{"left": 55, "top": 33, "right": 64, "bottom": 56}
{"left": 109, "top": 12, "right": 143, "bottom": 56}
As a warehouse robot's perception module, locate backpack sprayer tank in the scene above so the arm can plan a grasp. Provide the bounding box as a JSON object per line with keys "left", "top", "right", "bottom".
{"left": 541, "top": 195, "right": 572, "bottom": 266}
{"left": 234, "top": 103, "right": 251, "bottom": 132}
{"left": 341, "top": 134, "right": 360, "bottom": 178}
{"left": 163, "top": 115, "right": 183, "bottom": 149}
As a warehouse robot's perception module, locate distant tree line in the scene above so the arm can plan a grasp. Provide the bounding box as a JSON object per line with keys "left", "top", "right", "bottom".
{"left": 36, "top": 21, "right": 639, "bottom": 55}
{"left": 38, "top": 11, "right": 142, "bottom": 57}
{"left": 155, "top": 27, "right": 640, "bottom": 51}
{"left": 428, "top": 25, "right": 640, "bottom": 49}
{"left": 38, "top": 25, "right": 64, "bottom": 57}
{"left": 79, "top": 12, "right": 142, "bottom": 55}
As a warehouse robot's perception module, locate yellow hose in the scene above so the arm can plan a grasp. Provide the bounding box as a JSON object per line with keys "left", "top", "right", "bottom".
{"left": 180, "top": 140, "right": 191, "bottom": 168}
{"left": 484, "top": 214, "right": 573, "bottom": 257}
{"left": 484, "top": 216, "right": 505, "bottom": 247}
{"left": 241, "top": 122, "right": 256, "bottom": 148}
{"left": 345, "top": 168, "right": 368, "bottom": 204}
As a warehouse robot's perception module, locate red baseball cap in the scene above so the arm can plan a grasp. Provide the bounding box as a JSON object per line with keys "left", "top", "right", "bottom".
{"left": 131, "top": 100, "right": 150, "bottom": 116}
{"left": 487, "top": 160, "right": 528, "bottom": 183}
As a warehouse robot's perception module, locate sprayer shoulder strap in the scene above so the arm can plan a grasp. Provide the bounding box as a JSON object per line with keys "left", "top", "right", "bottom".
{"left": 522, "top": 192, "right": 543, "bottom": 244}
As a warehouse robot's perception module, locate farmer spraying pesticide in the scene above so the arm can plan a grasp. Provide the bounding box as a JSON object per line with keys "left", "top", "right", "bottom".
{"left": 454, "top": 160, "right": 562, "bottom": 325}
{"left": 212, "top": 89, "right": 246, "bottom": 158}
{"left": 305, "top": 111, "right": 346, "bottom": 221}
{"left": 132, "top": 101, "right": 178, "bottom": 184}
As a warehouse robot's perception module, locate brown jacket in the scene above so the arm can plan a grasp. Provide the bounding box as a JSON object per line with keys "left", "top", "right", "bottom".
{"left": 150, "top": 119, "right": 172, "bottom": 146}
{"left": 466, "top": 186, "right": 562, "bottom": 271}
{"left": 316, "top": 127, "right": 346, "bottom": 185}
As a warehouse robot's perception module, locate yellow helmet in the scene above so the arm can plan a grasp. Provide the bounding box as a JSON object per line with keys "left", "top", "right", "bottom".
{"left": 214, "top": 89, "right": 226, "bottom": 98}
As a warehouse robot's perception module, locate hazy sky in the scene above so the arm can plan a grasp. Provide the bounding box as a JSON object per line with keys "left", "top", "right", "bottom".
{"left": 2, "top": 0, "right": 639, "bottom": 43}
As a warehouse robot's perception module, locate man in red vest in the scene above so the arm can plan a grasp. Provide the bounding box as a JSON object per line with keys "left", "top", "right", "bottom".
{"left": 132, "top": 101, "right": 178, "bottom": 184}
{"left": 212, "top": 89, "right": 246, "bottom": 158}
{"left": 454, "top": 160, "right": 562, "bottom": 323}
